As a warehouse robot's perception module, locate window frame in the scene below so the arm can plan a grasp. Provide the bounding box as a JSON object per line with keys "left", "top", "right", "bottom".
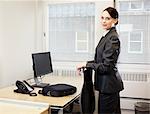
{"left": 46, "top": 2, "right": 95, "bottom": 62}
{"left": 128, "top": 30, "right": 143, "bottom": 54}
{"left": 75, "top": 31, "right": 89, "bottom": 53}
{"left": 116, "top": 0, "right": 150, "bottom": 65}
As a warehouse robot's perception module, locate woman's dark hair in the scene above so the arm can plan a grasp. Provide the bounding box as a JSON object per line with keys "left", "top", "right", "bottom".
{"left": 103, "top": 7, "right": 119, "bottom": 25}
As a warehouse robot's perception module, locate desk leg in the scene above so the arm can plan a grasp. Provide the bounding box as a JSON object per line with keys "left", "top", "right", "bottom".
{"left": 58, "top": 108, "right": 63, "bottom": 114}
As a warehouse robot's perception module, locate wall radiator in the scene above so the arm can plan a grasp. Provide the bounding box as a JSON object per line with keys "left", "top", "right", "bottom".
{"left": 119, "top": 72, "right": 150, "bottom": 110}
{"left": 50, "top": 69, "right": 150, "bottom": 110}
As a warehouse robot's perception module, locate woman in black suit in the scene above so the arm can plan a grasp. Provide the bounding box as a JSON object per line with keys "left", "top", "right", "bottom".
{"left": 77, "top": 7, "right": 124, "bottom": 114}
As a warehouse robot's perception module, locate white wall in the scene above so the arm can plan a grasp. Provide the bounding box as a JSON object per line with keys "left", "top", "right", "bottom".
{"left": 0, "top": 1, "right": 42, "bottom": 87}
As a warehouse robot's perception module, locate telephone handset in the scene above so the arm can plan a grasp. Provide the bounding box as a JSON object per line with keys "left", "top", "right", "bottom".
{"left": 14, "top": 80, "right": 37, "bottom": 96}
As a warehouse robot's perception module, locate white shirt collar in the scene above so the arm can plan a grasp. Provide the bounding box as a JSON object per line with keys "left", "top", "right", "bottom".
{"left": 103, "top": 25, "right": 116, "bottom": 37}
{"left": 103, "top": 30, "right": 109, "bottom": 37}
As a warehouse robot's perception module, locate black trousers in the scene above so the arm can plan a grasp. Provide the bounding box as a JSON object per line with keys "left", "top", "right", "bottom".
{"left": 98, "top": 92, "right": 121, "bottom": 114}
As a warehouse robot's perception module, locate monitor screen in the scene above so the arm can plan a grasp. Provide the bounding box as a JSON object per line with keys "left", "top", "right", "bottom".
{"left": 32, "top": 52, "right": 53, "bottom": 77}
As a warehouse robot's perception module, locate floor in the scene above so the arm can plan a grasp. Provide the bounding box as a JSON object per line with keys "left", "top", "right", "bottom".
{"left": 51, "top": 93, "right": 136, "bottom": 114}
{"left": 122, "top": 109, "right": 134, "bottom": 114}
{"left": 51, "top": 103, "right": 135, "bottom": 114}
{"left": 51, "top": 110, "right": 134, "bottom": 114}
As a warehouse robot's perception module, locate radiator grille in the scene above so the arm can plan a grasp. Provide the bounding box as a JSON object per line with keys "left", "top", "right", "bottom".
{"left": 51, "top": 69, "right": 150, "bottom": 82}
{"left": 50, "top": 69, "right": 77, "bottom": 76}
{"left": 120, "top": 72, "right": 150, "bottom": 82}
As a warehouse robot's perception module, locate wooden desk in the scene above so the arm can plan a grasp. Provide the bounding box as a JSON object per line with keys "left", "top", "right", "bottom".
{"left": 0, "top": 98, "right": 49, "bottom": 114}
{"left": 0, "top": 75, "right": 83, "bottom": 114}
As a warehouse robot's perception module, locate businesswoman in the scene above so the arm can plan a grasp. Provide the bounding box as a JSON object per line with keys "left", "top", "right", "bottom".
{"left": 77, "top": 7, "right": 124, "bottom": 114}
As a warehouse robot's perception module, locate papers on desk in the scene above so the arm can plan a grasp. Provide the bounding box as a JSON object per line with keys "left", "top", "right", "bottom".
{"left": 0, "top": 98, "right": 49, "bottom": 114}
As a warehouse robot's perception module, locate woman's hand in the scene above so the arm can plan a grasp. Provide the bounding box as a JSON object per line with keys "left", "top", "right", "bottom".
{"left": 76, "top": 62, "right": 86, "bottom": 75}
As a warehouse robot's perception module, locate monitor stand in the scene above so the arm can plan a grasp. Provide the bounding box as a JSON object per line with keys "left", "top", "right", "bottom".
{"left": 32, "top": 77, "right": 49, "bottom": 88}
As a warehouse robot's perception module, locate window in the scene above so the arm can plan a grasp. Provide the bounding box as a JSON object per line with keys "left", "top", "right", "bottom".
{"left": 119, "top": 0, "right": 143, "bottom": 11}
{"left": 130, "top": 1, "right": 143, "bottom": 10}
{"left": 117, "top": 0, "right": 150, "bottom": 64}
{"left": 48, "top": 3, "right": 95, "bottom": 62}
{"left": 119, "top": 1, "right": 129, "bottom": 11}
{"left": 144, "top": 0, "right": 150, "bottom": 10}
{"left": 75, "top": 32, "right": 89, "bottom": 53}
{"left": 128, "top": 31, "right": 143, "bottom": 54}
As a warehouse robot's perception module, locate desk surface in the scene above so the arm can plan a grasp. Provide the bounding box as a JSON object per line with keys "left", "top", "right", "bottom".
{"left": 0, "top": 98, "right": 49, "bottom": 114}
{"left": 0, "top": 75, "right": 83, "bottom": 108}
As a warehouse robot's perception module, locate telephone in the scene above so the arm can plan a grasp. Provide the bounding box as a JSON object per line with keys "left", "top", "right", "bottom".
{"left": 14, "top": 80, "right": 37, "bottom": 96}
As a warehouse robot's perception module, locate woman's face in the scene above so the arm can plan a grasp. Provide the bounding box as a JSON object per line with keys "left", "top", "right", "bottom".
{"left": 101, "top": 10, "right": 117, "bottom": 30}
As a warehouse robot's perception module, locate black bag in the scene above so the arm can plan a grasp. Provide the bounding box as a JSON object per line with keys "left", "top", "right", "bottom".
{"left": 39, "top": 84, "right": 77, "bottom": 97}
{"left": 81, "top": 68, "right": 95, "bottom": 114}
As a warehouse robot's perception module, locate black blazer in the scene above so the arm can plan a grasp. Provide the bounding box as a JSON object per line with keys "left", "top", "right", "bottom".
{"left": 86, "top": 27, "right": 124, "bottom": 93}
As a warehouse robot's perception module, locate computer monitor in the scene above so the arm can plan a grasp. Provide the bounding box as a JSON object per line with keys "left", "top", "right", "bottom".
{"left": 32, "top": 52, "right": 53, "bottom": 88}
